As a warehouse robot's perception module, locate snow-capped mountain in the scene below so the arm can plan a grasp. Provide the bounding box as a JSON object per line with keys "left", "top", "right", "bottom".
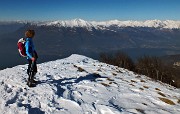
{"left": 44, "top": 19, "right": 94, "bottom": 28}
{"left": 1, "top": 19, "right": 180, "bottom": 29}
{"left": 0, "top": 54, "right": 179, "bottom": 114}
{"left": 36, "top": 19, "right": 180, "bottom": 29}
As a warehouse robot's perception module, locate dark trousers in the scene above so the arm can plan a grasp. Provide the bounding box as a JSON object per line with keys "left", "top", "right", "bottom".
{"left": 27, "top": 59, "right": 37, "bottom": 79}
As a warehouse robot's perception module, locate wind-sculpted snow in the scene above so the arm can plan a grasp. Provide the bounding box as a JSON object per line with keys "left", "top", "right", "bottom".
{"left": 0, "top": 54, "right": 179, "bottom": 114}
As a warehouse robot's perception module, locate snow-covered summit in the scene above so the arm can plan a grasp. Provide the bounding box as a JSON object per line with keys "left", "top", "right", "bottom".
{"left": 44, "top": 19, "right": 94, "bottom": 28}
{"left": 0, "top": 54, "right": 179, "bottom": 114}
{"left": 37, "top": 19, "right": 180, "bottom": 29}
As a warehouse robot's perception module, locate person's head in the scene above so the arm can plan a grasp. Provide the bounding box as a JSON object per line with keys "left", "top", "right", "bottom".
{"left": 25, "top": 29, "right": 35, "bottom": 38}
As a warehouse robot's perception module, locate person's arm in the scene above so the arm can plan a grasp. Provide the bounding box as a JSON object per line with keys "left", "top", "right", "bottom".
{"left": 25, "top": 41, "right": 33, "bottom": 59}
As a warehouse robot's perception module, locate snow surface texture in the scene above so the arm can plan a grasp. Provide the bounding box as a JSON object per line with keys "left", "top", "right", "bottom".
{"left": 39, "top": 19, "right": 180, "bottom": 29}
{"left": 0, "top": 54, "right": 179, "bottom": 114}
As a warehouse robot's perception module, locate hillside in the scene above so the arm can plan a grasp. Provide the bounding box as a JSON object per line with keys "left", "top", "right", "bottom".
{"left": 0, "top": 54, "right": 179, "bottom": 114}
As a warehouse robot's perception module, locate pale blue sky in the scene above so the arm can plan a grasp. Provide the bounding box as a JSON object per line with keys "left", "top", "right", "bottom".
{"left": 0, "top": 0, "right": 179, "bottom": 21}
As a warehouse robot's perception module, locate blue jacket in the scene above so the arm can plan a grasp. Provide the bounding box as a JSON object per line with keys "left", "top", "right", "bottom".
{"left": 25, "top": 38, "right": 36, "bottom": 60}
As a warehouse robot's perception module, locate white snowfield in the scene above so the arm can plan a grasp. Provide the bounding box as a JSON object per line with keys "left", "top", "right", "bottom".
{"left": 0, "top": 54, "right": 179, "bottom": 114}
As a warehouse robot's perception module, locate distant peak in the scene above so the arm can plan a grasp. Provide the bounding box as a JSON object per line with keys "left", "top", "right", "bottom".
{"left": 71, "top": 18, "right": 86, "bottom": 22}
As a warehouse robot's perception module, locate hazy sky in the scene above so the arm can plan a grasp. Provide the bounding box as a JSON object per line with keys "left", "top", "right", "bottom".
{"left": 0, "top": 0, "right": 179, "bottom": 21}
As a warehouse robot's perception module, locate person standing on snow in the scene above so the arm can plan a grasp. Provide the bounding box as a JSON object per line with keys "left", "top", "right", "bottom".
{"left": 25, "top": 30, "right": 38, "bottom": 86}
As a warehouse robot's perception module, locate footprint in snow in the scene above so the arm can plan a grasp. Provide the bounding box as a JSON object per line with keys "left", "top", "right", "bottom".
{"left": 4, "top": 84, "right": 13, "bottom": 93}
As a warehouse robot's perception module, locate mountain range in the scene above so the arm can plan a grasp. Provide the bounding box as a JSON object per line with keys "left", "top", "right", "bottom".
{"left": 0, "top": 19, "right": 180, "bottom": 69}
{"left": 2, "top": 19, "right": 180, "bottom": 29}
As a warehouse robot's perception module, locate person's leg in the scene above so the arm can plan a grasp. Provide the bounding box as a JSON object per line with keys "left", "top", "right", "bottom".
{"left": 27, "top": 59, "right": 32, "bottom": 81}
{"left": 33, "top": 60, "right": 37, "bottom": 74}
{"left": 31, "top": 60, "right": 37, "bottom": 82}
{"left": 27, "top": 60, "right": 34, "bottom": 86}
{"left": 27, "top": 59, "right": 37, "bottom": 84}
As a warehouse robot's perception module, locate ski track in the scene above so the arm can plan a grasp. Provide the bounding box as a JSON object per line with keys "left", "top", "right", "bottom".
{"left": 0, "top": 54, "right": 179, "bottom": 114}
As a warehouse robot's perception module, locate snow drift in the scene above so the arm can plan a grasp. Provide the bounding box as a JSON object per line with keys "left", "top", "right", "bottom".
{"left": 0, "top": 54, "right": 179, "bottom": 114}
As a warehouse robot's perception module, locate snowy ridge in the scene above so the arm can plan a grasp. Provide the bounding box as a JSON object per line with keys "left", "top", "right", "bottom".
{"left": 0, "top": 54, "right": 179, "bottom": 114}
{"left": 38, "top": 19, "right": 180, "bottom": 29}
{"left": 45, "top": 19, "right": 94, "bottom": 28}
{"left": 1, "top": 19, "right": 180, "bottom": 29}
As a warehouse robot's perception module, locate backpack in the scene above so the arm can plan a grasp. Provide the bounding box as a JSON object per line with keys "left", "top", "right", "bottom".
{"left": 17, "top": 38, "right": 27, "bottom": 57}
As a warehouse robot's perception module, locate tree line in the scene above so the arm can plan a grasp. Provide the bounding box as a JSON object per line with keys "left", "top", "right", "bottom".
{"left": 100, "top": 51, "right": 180, "bottom": 88}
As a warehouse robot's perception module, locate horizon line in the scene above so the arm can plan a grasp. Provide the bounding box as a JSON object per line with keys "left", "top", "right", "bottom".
{"left": 0, "top": 18, "right": 180, "bottom": 22}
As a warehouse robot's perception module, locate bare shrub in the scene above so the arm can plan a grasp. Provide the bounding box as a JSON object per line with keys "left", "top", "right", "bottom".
{"left": 100, "top": 51, "right": 135, "bottom": 71}
{"left": 99, "top": 52, "right": 180, "bottom": 88}
{"left": 135, "top": 55, "right": 179, "bottom": 87}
